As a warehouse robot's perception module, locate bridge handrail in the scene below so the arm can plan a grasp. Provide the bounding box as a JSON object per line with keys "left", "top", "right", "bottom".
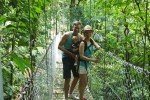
{"left": 16, "top": 35, "right": 58, "bottom": 100}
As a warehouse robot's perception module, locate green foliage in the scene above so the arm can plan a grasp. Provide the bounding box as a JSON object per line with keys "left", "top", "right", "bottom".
{"left": 0, "top": 0, "right": 150, "bottom": 99}
{"left": 0, "top": 0, "right": 55, "bottom": 98}
{"left": 81, "top": 0, "right": 150, "bottom": 99}
{"left": 11, "top": 53, "right": 30, "bottom": 72}
{"left": 0, "top": 16, "right": 6, "bottom": 24}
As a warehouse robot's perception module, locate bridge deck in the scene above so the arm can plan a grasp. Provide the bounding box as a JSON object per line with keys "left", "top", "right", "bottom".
{"left": 53, "top": 62, "right": 94, "bottom": 100}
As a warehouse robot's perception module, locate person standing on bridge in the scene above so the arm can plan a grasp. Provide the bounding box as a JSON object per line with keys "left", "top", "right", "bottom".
{"left": 78, "top": 25, "right": 101, "bottom": 100}
{"left": 58, "top": 21, "right": 83, "bottom": 100}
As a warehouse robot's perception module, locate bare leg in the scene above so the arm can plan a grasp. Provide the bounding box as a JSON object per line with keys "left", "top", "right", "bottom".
{"left": 79, "top": 74, "right": 87, "bottom": 100}
{"left": 69, "top": 77, "right": 79, "bottom": 94}
{"left": 64, "top": 79, "right": 70, "bottom": 99}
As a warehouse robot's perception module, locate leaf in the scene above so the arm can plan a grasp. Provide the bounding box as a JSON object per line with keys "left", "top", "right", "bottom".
{"left": 11, "top": 53, "right": 30, "bottom": 72}
{"left": 5, "top": 24, "right": 16, "bottom": 30}
{"left": 34, "top": 6, "right": 42, "bottom": 14}
{"left": 18, "top": 38, "right": 29, "bottom": 46}
{"left": 19, "top": 17, "right": 29, "bottom": 23}
{"left": 0, "top": 16, "right": 6, "bottom": 24}
{"left": 36, "top": 47, "right": 45, "bottom": 54}
{"left": 7, "top": 17, "right": 17, "bottom": 22}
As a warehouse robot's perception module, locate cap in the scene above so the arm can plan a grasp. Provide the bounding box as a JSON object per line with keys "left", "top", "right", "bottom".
{"left": 83, "top": 25, "right": 93, "bottom": 31}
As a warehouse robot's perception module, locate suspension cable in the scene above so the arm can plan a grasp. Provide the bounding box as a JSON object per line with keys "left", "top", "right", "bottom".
{"left": 105, "top": 51, "right": 150, "bottom": 75}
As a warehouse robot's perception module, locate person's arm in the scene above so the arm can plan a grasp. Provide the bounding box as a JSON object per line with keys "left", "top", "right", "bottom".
{"left": 91, "top": 38, "right": 100, "bottom": 49}
{"left": 91, "top": 38, "right": 104, "bottom": 52}
{"left": 79, "top": 34, "right": 84, "bottom": 41}
{"left": 58, "top": 32, "right": 75, "bottom": 59}
{"left": 79, "top": 41, "right": 98, "bottom": 62}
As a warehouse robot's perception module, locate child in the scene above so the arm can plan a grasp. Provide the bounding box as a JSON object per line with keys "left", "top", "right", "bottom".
{"left": 71, "top": 36, "right": 80, "bottom": 66}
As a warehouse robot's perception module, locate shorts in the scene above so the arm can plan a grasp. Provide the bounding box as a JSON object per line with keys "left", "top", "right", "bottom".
{"left": 79, "top": 65, "right": 87, "bottom": 74}
{"left": 78, "top": 61, "right": 90, "bottom": 74}
{"left": 62, "top": 56, "right": 79, "bottom": 79}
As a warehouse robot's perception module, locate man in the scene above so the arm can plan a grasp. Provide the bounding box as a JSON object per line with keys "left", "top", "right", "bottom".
{"left": 58, "top": 21, "right": 83, "bottom": 100}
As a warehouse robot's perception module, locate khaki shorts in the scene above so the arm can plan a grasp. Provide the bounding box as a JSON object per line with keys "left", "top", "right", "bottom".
{"left": 78, "top": 66, "right": 87, "bottom": 74}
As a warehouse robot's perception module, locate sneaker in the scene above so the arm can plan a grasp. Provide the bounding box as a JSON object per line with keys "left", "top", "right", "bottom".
{"left": 68, "top": 94, "right": 79, "bottom": 100}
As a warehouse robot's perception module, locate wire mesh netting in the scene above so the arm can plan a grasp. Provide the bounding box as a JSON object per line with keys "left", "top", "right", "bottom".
{"left": 88, "top": 50, "right": 150, "bottom": 100}
{"left": 16, "top": 33, "right": 61, "bottom": 100}
{"left": 32, "top": 33, "right": 62, "bottom": 100}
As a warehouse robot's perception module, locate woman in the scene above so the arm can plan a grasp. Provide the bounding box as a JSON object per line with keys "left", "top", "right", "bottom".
{"left": 78, "top": 25, "right": 101, "bottom": 100}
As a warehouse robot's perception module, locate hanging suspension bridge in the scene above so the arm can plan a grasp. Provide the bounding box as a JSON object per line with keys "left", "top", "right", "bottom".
{"left": 12, "top": 31, "right": 150, "bottom": 100}
{"left": 1, "top": 0, "right": 150, "bottom": 100}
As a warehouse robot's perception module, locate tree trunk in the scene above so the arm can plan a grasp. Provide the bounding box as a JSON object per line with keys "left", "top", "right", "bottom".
{"left": 69, "top": 0, "right": 76, "bottom": 30}
{"left": 125, "top": 50, "right": 132, "bottom": 100}
{"left": 148, "top": 54, "right": 150, "bottom": 98}
{"left": 0, "top": 58, "right": 4, "bottom": 100}
{"left": 124, "top": 26, "right": 133, "bottom": 100}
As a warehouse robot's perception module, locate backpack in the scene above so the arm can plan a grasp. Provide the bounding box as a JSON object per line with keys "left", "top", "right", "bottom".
{"left": 76, "top": 38, "right": 94, "bottom": 72}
